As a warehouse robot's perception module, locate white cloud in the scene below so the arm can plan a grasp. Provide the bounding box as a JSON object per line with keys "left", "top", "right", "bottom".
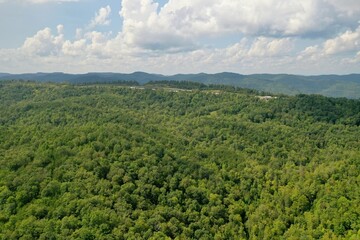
{"left": 89, "top": 5, "right": 111, "bottom": 28}
{"left": 62, "top": 39, "right": 87, "bottom": 56}
{"left": 323, "top": 26, "right": 360, "bottom": 55}
{"left": 120, "top": 0, "right": 194, "bottom": 51}
{"left": 297, "top": 45, "right": 321, "bottom": 61}
{"left": 21, "top": 25, "right": 64, "bottom": 56}
{"left": 20, "top": 24, "right": 119, "bottom": 59}
{"left": 117, "top": 0, "right": 360, "bottom": 52}
{"left": 248, "top": 37, "right": 293, "bottom": 57}
{"left": 1, "top": 0, "right": 360, "bottom": 74}
{"left": 57, "top": 24, "right": 64, "bottom": 35}
{"left": 297, "top": 25, "right": 360, "bottom": 62}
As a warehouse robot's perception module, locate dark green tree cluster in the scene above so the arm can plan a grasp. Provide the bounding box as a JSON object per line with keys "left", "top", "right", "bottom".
{"left": 0, "top": 81, "right": 359, "bottom": 239}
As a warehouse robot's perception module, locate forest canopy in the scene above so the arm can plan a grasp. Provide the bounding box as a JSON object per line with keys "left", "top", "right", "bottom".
{"left": 0, "top": 81, "right": 359, "bottom": 239}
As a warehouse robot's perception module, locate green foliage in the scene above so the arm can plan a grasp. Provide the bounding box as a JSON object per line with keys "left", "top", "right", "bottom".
{"left": 0, "top": 81, "right": 359, "bottom": 239}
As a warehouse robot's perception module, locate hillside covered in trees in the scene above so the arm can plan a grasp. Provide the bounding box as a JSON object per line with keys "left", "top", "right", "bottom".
{"left": 0, "top": 81, "right": 359, "bottom": 239}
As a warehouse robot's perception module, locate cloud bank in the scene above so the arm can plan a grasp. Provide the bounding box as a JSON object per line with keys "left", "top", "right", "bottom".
{"left": 0, "top": 0, "right": 359, "bottom": 74}
{"left": 120, "top": 0, "right": 360, "bottom": 50}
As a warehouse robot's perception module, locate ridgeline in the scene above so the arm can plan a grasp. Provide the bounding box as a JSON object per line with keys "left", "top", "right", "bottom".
{"left": 1, "top": 72, "right": 360, "bottom": 98}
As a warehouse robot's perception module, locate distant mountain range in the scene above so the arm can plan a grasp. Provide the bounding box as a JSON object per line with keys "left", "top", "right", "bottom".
{"left": 1, "top": 72, "right": 359, "bottom": 98}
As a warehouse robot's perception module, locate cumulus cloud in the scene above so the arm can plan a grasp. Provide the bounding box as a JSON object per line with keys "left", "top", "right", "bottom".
{"left": 62, "top": 39, "right": 87, "bottom": 56}
{"left": 248, "top": 37, "right": 293, "bottom": 57}
{"left": 120, "top": 0, "right": 194, "bottom": 51}
{"left": 20, "top": 24, "right": 119, "bottom": 59}
{"left": 323, "top": 26, "right": 360, "bottom": 55}
{"left": 89, "top": 5, "right": 112, "bottom": 28}
{"left": 297, "top": 25, "right": 360, "bottom": 62}
{"left": 21, "top": 25, "right": 64, "bottom": 56}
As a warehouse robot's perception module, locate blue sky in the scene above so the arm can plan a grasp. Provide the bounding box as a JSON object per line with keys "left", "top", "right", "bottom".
{"left": 0, "top": 0, "right": 359, "bottom": 74}
{"left": 0, "top": 0, "right": 121, "bottom": 48}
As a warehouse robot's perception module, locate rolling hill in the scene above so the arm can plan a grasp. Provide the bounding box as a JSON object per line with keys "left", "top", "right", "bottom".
{"left": 0, "top": 72, "right": 359, "bottom": 98}
{"left": 0, "top": 81, "right": 359, "bottom": 239}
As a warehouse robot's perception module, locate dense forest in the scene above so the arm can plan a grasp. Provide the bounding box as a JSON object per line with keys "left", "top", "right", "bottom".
{"left": 0, "top": 81, "right": 359, "bottom": 239}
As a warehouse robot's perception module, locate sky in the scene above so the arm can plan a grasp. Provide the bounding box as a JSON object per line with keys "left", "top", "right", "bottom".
{"left": 0, "top": 0, "right": 359, "bottom": 75}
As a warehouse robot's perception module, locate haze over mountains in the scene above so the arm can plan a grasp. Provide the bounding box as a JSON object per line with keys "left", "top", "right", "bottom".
{"left": 1, "top": 72, "right": 359, "bottom": 99}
